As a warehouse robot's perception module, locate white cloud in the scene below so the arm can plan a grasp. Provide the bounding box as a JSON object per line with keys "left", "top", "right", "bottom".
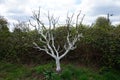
{"left": 75, "top": 0, "right": 120, "bottom": 25}
{"left": 0, "top": 0, "right": 120, "bottom": 30}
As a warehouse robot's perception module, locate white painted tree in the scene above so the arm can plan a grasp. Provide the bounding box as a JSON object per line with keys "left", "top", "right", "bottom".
{"left": 31, "top": 9, "right": 84, "bottom": 72}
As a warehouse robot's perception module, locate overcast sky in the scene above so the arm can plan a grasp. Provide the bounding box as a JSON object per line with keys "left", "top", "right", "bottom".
{"left": 0, "top": 0, "right": 120, "bottom": 30}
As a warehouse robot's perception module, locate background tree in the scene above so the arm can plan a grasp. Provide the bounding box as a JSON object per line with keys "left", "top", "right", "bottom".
{"left": 93, "top": 17, "right": 112, "bottom": 30}
{"left": 0, "top": 16, "right": 10, "bottom": 60}
{"left": 0, "top": 16, "right": 9, "bottom": 31}
{"left": 9, "top": 21, "right": 34, "bottom": 63}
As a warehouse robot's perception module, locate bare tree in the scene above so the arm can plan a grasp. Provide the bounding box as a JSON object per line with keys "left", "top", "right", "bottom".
{"left": 13, "top": 21, "right": 30, "bottom": 32}
{"left": 31, "top": 8, "right": 83, "bottom": 72}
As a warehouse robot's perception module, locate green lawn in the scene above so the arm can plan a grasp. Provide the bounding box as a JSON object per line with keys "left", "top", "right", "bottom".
{"left": 0, "top": 61, "right": 120, "bottom": 80}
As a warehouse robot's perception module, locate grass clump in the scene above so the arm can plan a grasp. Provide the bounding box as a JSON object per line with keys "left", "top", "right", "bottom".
{"left": 0, "top": 61, "right": 30, "bottom": 80}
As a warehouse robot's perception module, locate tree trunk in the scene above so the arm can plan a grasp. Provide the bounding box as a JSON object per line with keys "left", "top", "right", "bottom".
{"left": 55, "top": 58, "right": 61, "bottom": 72}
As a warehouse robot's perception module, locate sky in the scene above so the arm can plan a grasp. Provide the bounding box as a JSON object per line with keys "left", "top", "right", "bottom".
{"left": 0, "top": 0, "right": 120, "bottom": 30}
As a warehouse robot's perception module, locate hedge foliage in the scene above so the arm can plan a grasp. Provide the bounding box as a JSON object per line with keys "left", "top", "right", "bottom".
{"left": 0, "top": 16, "right": 120, "bottom": 69}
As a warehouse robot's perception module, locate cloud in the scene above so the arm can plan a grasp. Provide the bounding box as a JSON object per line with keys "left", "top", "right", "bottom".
{"left": 0, "top": 0, "right": 4, "bottom": 4}
{"left": 91, "top": 5, "right": 120, "bottom": 16}
{"left": 75, "top": 0, "right": 120, "bottom": 25}
{"left": 0, "top": 0, "right": 120, "bottom": 31}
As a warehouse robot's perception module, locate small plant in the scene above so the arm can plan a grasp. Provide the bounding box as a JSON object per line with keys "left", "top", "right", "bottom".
{"left": 43, "top": 70, "right": 56, "bottom": 80}
{"left": 34, "top": 63, "right": 54, "bottom": 74}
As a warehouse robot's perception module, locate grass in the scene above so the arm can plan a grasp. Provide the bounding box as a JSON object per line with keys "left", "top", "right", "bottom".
{"left": 0, "top": 61, "right": 120, "bottom": 80}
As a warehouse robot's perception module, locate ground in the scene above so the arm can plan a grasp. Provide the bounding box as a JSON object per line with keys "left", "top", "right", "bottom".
{"left": 0, "top": 61, "right": 120, "bottom": 80}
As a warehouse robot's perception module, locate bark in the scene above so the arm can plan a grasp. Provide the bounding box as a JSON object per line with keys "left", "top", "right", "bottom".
{"left": 55, "top": 58, "right": 61, "bottom": 72}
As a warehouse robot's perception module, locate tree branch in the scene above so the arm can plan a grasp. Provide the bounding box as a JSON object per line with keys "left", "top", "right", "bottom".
{"left": 33, "top": 42, "right": 56, "bottom": 58}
